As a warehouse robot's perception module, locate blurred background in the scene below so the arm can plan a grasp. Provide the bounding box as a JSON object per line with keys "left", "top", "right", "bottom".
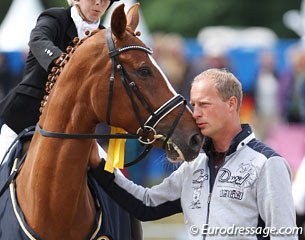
{"left": 1, "top": 0, "right": 305, "bottom": 239}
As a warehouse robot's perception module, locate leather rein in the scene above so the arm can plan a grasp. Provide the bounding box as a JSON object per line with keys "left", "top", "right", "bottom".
{"left": 36, "top": 28, "right": 187, "bottom": 167}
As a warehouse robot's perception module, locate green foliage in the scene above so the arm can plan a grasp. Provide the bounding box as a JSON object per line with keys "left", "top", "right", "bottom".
{"left": 140, "top": 0, "right": 301, "bottom": 38}
{"left": 0, "top": 0, "right": 302, "bottom": 38}
{"left": 0, "top": 0, "right": 11, "bottom": 23}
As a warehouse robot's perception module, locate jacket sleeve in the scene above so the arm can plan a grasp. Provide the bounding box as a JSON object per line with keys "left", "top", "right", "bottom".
{"left": 28, "top": 9, "right": 65, "bottom": 71}
{"left": 91, "top": 160, "right": 184, "bottom": 221}
{"left": 257, "top": 156, "right": 298, "bottom": 239}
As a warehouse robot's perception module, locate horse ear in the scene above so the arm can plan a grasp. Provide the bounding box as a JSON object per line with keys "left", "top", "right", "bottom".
{"left": 111, "top": 4, "right": 127, "bottom": 39}
{"left": 126, "top": 3, "right": 140, "bottom": 32}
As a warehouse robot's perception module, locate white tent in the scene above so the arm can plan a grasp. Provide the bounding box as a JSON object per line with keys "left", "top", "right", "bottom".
{"left": 102, "top": 0, "right": 152, "bottom": 46}
{"left": 197, "top": 26, "right": 278, "bottom": 57}
{"left": 0, "top": 0, "right": 44, "bottom": 52}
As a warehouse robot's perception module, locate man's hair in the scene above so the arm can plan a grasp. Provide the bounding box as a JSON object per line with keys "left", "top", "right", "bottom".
{"left": 192, "top": 68, "right": 243, "bottom": 111}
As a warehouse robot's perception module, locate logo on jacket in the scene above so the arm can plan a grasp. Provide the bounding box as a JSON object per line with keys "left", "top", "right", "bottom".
{"left": 218, "top": 168, "right": 250, "bottom": 185}
{"left": 217, "top": 162, "right": 258, "bottom": 200}
{"left": 190, "top": 169, "right": 208, "bottom": 209}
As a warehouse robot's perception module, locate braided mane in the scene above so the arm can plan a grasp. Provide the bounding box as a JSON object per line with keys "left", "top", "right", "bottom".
{"left": 40, "top": 30, "right": 99, "bottom": 113}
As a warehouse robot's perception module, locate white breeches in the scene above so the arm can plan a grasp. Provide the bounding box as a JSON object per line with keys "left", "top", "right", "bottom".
{"left": 0, "top": 124, "right": 18, "bottom": 165}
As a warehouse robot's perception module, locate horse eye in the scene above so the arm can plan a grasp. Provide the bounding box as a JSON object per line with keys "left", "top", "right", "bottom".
{"left": 137, "top": 67, "right": 152, "bottom": 78}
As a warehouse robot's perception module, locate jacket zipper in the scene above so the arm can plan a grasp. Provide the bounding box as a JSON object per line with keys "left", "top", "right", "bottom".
{"left": 203, "top": 156, "right": 228, "bottom": 240}
{"left": 202, "top": 192, "right": 212, "bottom": 240}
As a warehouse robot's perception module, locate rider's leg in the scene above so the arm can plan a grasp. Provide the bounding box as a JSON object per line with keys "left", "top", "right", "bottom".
{"left": 0, "top": 124, "right": 18, "bottom": 165}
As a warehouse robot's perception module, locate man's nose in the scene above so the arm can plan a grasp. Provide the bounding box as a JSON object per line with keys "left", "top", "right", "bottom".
{"left": 192, "top": 106, "right": 201, "bottom": 119}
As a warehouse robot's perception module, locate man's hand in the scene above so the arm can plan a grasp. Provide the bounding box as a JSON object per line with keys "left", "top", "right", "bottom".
{"left": 89, "top": 158, "right": 115, "bottom": 186}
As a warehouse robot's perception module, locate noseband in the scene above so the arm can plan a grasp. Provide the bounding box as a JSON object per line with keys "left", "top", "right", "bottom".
{"left": 36, "top": 28, "right": 186, "bottom": 167}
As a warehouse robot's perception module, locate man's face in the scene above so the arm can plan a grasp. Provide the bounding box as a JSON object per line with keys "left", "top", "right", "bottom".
{"left": 190, "top": 78, "right": 231, "bottom": 139}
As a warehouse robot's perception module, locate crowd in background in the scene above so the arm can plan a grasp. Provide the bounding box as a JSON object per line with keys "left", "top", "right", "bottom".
{"left": 0, "top": 53, "right": 17, "bottom": 100}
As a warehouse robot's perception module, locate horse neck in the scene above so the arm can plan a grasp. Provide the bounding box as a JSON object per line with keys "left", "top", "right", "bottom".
{"left": 15, "top": 66, "right": 98, "bottom": 238}
{"left": 26, "top": 73, "right": 97, "bottom": 186}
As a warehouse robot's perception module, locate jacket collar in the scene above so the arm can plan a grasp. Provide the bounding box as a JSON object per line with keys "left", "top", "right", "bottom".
{"left": 203, "top": 124, "right": 255, "bottom": 156}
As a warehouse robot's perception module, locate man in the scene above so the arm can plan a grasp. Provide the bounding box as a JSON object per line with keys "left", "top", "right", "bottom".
{"left": 91, "top": 68, "right": 298, "bottom": 239}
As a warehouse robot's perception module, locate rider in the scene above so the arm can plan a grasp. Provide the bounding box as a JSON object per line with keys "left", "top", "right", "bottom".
{"left": 0, "top": 0, "right": 119, "bottom": 163}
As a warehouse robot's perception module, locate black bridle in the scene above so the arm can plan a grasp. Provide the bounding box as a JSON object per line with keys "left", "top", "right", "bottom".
{"left": 36, "top": 28, "right": 187, "bottom": 167}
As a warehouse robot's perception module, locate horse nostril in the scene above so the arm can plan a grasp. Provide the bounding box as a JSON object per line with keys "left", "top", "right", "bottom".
{"left": 189, "top": 133, "right": 203, "bottom": 151}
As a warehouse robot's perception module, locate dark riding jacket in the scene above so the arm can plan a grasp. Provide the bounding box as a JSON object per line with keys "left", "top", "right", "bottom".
{"left": 0, "top": 7, "right": 88, "bottom": 133}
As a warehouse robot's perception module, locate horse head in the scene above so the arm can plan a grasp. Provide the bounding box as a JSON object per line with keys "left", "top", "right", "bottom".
{"left": 39, "top": 3, "right": 203, "bottom": 162}
{"left": 96, "top": 3, "right": 203, "bottom": 162}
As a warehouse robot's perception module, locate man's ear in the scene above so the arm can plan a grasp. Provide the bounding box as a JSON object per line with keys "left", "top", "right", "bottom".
{"left": 228, "top": 96, "right": 238, "bottom": 112}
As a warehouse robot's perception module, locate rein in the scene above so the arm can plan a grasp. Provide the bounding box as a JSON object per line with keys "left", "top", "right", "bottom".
{"left": 36, "top": 28, "right": 186, "bottom": 167}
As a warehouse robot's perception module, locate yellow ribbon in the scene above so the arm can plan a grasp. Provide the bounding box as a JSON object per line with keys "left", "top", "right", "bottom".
{"left": 104, "top": 127, "right": 126, "bottom": 173}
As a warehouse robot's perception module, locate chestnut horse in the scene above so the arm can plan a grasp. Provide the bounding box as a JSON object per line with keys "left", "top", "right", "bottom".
{"left": 0, "top": 3, "right": 202, "bottom": 240}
